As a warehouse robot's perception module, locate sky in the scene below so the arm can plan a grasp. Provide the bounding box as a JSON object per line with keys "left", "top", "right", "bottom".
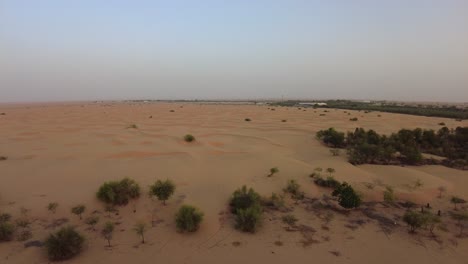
{"left": 1, "top": 0, "right": 467, "bottom": 102}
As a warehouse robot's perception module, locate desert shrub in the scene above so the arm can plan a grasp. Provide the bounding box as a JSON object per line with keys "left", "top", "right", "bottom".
{"left": 235, "top": 205, "right": 262, "bottom": 233}
{"left": 450, "top": 211, "right": 468, "bottom": 236}
{"left": 245, "top": 118, "right": 251, "bottom": 122}
{"left": 71, "top": 205, "right": 86, "bottom": 220}
{"left": 383, "top": 186, "right": 395, "bottom": 203}
{"left": 127, "top": 124, "right": 138, "bottom": 129}
{"left": 282, "top": 214, "right": 298, "bottom": 226}
{"left": 230, "top": 186, "right": 262, "bottom": 232}
{"left": 170, "top": 109, "right": 175, "bottom": 112}
{"left": 284, "top": 180, "right": 304, "bottom": 200}
{"left": 15, "top": 218, "right": 32, "bottom": 241}
{"left": 149, "top": 179, "right": 175, "bottom": 205}
{"left": 309, "top": 167, "right": 323, "bottom": 178}
{"left": 268, "top": 167, "right": 279, "bottom": 177}
{"left": 47, "top": 202, "right": 59, "bottom": 214}
{"left": 403, "top": 210, "right": 427, "bottom": 233}
{"left": 175, "top": 205, "right": 204, "bottom": 232}
{"left": 230, "top": 186, "right": 261, "bottom": 213}
{"left": 281, "top": 119, "right": 287, "bottom": 122}
{"left": 97, "top": 178, "right": 141, "bottom": 205}
{"left": 133, "top": 222, "right": 147, "bottom": 243}
{"left": 101, "top": 222, "right": 114, "bottom": 247}
{"left": 314, "top": 176, "right": 340, "bottom": 189}
{"left": 349, "top": 117, "right": 358, "bottom": 121}
{"left": 0, "top": 213, "right": 12, "bottom": 223}
{"left": 45, "top": 226, "right": 84, "bottom": 261}
{"left": 262, "top": 193, "right": 285, "bottom": 210}
{"left": 332, "top": 182, "right": 361, "bottom": 209}
{"left": 0, "top": 156, "right": 7, "bottom": 161}
{"left": 438, "top": 122, "right": 446, "bottom": 126}
{"left": 0, "top": 222, "right": 14, "bottom": 242}
{"left": 326, "top": 168, "right": 335, "bottom": 176}
{"left": 184, "top": 134, "right": 195, "bottom": 142}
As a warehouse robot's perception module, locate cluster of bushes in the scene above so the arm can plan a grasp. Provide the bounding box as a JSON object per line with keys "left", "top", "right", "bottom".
{"left": 230, "top": 186, "right": 262, "bottom": 233}
{"left": 317, "top": 126, "right": 468, "bottom": 168}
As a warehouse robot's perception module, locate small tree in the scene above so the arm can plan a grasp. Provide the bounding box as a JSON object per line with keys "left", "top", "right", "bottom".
{"left": 332, "top": 182, "right": 361, "bottom": 209}
{"left": 403, "top": 210, "right": 427, "bottom": 233}
{"left": 47, "top": 202, "right": 59, "bottom": 214}
{"left": 71, "top": 205, "right": 86, "bottom": 220}
{"left": 44, "top": 226, "right": 84, "bottom": 261}
{"left": 268, "top": 167, "right": 279, "bottom": 177}
{"left": 451, "top": 196, "right": 466, "bottom": 210}
{"left": 133, "top": 222, "right": 147, "bottom": 244}
{"left": 326, "top": 168, "right": 335, "bottom": 177}
{"left": 175, "top": 205, "right": 204, "bottom": 232}
{"left": 85, "top": 216, "right": 99, "bottom": 231}
{"left": 101, "top": 222, "right": 114, "bottom": 247}
{"left": 149, "top": 179, "right": 176, "bottom": 205}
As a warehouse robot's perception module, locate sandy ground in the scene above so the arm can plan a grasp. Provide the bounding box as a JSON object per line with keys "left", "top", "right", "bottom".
{"left": 0, "top": 102, "right": 467, "bottom": 264}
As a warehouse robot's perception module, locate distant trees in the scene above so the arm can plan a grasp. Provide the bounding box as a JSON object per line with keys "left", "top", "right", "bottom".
{"left": 332, "top": 182, "right": 361, "bottom": 209}
{"left": 316, "top": 128, "right": 345, "bottom": 148}
{"left": 175, "top": 205, "right": 204, "bottom": 232}
{"left": 45, "top": 226, "right": 84, "bottom": 261}
{"left": 149, "top": 179, "right": 175, "bottom": 205}
{"left": 97, "top": 178, "right": 141, "bottom": 206}
{"left": 317, "top": 126, "right": 468, "bottom": 169}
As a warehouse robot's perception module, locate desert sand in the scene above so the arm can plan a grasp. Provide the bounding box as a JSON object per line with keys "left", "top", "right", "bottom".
{"left": 0, "top": 102, "right": 467, "bottom": 264}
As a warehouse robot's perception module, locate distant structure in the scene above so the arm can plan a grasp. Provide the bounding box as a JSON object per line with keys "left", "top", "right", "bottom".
{"left": 299, "top": 102, "right": 327, "bottom": 106}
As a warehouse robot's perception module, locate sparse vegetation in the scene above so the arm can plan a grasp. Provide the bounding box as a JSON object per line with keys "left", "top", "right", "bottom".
{"left": 262, "top": 193, "right": 285, "bottom": 210}
{"left": 184, "top": 134, "right": 195, "bottom": 142}
{"left": 71, "top": 205, "right": 86, "bottom": 220}
{"left": 0, "top": 156, "right": 7, "bottom": 161}
{"left": 0, "top": 217, "right": 14, "bottom": 242}
{"left": 45, "top": 226, "right": 84, "bottom": 261}
{"left": 326, "top": 168, "right": 335, "bottom": 177}
{"left": 383, "top": 186, "right": 395, "bottom": 203}
{"left": 175, "top": 205, "right": 204, "bottom": 232}
{"left": 403, "top": 210, "right": 427, "bottom": 233}
{"left": 284, "top": 180, "right": 304, "bottom": 201}
{"left": 330, "top": 148, "right": 340, "bottom": 156}
{"left": 282, "top": 214, "right": 298, "bottom": 226}
{"left": 332, "top": 182, "right": 361, "bottom": 209}
{"left": 97, "top": 178, "right": 141, "bottom": 206}
{"left": 450, "top": 211, "right": 468, "bottom": 236}
{"left": 149, "top": 179, "right": 176, "bottom": 205}
{"left": 85, "top": 216, "right": 99, "bottom": 231}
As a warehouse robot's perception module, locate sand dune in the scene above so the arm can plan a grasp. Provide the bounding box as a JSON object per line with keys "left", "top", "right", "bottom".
{"left": 0, "top": 102, "right": 467, "bottom": 264}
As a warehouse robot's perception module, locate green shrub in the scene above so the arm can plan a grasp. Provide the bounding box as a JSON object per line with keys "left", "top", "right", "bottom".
{"left": 332, "top": 182, "right": 361, "bottom": 209}
{"left": 262, "top": 193, "right": 285, "bottom": 210}
{"left": 45, "top": 226, "right": 84, "bottom": 261}
{"left": 230, "top": 186, "right": 261, "bottom": 213}
{"left": 284, "top": 180, "right": 304, "bottom": 200}
{"left": 403, "top": 210, "right": 427, "bottom": 233}
{"left": 314, "top": 176, "right": 340, "bottom": 189}
{"left": 97, "top": 178, "right": 141, "bottom": 205}
{"left": 149, "top": 179, "right": 176, "bottom": 205}
{"left": 85, "top": 216, "right": 99, "bottom": 231}
{"left": 47, "top": 202, "right": 59, "bottom": 214}
{"left": 0, "top": 222, "right": 14, "bottom": 242}
{"left": 133, "top": 222, "right": 147, "bottom": 243}
{"left": 175, "top": 205, "right": 204, "bottom": 232}
{"left": 268, "top": 167, "right": 279, "bottom": 177}
{"left": 184, "top": 134, "right": 195, "bottom": 142}
{"left": 316, "top": 128, "right": 345, "bottom": 148}
{"left": 383, "top": 186, "right": 395, "bottom": 203}
{"left": 235, "top": 204, "right": 262, "bottom": 233}
{"left": 451, "top": 196, "right": 466, "bottom": 210}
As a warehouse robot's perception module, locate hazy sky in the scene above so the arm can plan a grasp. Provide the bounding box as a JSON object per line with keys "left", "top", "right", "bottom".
{"left": 1, "top": 1, "right": 467, "bottom": 102}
